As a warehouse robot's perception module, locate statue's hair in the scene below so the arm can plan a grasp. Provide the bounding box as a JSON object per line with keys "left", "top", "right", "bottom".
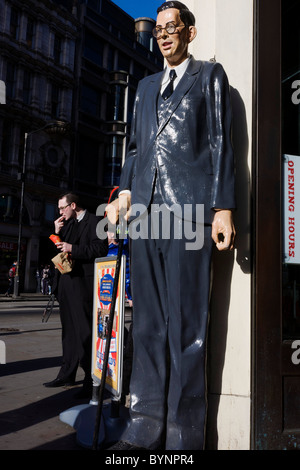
{"left": 157, "top": 2, "right": 195, "bottom": 26}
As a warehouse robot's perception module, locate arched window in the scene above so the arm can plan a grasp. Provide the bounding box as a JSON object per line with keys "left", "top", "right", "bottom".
{"left": 0, "top": 194, "right": 29, "bottom": 225}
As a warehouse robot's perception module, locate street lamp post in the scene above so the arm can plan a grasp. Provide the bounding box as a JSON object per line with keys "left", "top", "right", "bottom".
{"left": 13, "top": 120, "right": 70, "bottom": 298}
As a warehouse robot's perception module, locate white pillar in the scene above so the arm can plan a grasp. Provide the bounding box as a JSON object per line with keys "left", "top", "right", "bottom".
{"left": 185, "top": 0, "right": 254, "bottom": 450}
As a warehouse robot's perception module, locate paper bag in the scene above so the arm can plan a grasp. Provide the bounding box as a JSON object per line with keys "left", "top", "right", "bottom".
{"left": 51, "top": 252, "right": 73, "bottom": 274}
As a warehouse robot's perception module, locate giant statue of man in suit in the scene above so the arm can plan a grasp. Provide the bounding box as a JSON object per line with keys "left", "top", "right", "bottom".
{"left": 107, "top": 1, "right": 236, "bottom": 450}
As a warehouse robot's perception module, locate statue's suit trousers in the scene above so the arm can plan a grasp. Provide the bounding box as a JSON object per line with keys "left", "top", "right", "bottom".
{"left": 123, "top": 188, "right": 214, "bottom": 450}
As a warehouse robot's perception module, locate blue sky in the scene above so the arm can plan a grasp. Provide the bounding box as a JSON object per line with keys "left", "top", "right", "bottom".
{"left": 111, "top": 0, "right": 161, "bottom": 20}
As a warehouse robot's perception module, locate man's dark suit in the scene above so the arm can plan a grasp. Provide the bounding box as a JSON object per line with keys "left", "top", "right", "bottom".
{"left": 118, "top": 56, "right": 235, "bottom": 450}
{"left": 55, "top": 211, "right": 107, "bottom": 384}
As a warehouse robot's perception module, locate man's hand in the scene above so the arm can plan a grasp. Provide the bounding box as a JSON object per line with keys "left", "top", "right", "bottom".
{"left": 54, "top": 215, "right": 65, "bottom": 234}
{"left": 212, "top": 210, "right": 235, "bottom": 251}
{"left": 56, "top": 242, "right": 72, "bottom": 253}
{"left": 105, "top": 193, "right": 131, "bottom": 225}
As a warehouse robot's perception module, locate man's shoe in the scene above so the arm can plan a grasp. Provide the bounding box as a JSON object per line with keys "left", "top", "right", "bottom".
{"left": 107, "top": 440, "right": 148, "bottom": 450}
{"left": 43, "top": 377, "right": 75, "bottom": 388}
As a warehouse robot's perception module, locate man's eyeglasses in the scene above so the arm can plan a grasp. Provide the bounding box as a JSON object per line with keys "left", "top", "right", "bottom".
{"left": 58, "top": 203, "right": 71, "bottom": 211}
{"left": 152, "top": 22, "right": 185, "bottom": 39}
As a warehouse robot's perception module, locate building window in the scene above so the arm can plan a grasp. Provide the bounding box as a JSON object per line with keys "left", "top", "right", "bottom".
{"left": 76, "top": 136, "right": 99, "bottom": 184}
{"left": 47, "top": 148, "right": 59, "bottom": 166}
{"left": 81, "top": 84, "right": 101, "bottom": 117}
{"left": 127, "top": 88, "right": 136, "bottom": 125}
{"left": 6, "top": 62, "right": 16, "bottom": 99}
{"left": 1, "top": 121, "right": 12, "bottom": 163}
{"left": 118, "top": 53, "right": 130, "bottom": 73}
{"left": 26, "top": 17, "right": 36, "bottom": 48}
{"left": 107, "top": 46, "right": 115, "bottom": 71}
{"left": 18, "top": 128, "right": 26, "bottom": 168}
{"left": 87, "top": 0, "right": 101, "bottom": 12}
{"left": 53, "top": 34, "right": 62, "bottom": 64}
{"left": 103, "top": 135, "right": 123, "bottom": 186}
{"left": 23, "top": 70, "right": 31, "bottom": 105}
{"left": 0, "top": 194, "right": 18, "bottom": 223}
{"left": 136, "top": 30, "right": 154, "bottom": 51}
{"left": 51, "top": 83, "right": 60, "bottom": 118}
{"left": 0, "top": 194, "right": 29, "bottom": 224}
{"left": 10, "top": 7, "right": 19, "bottom": 40}
{"left": 108, "top": 84, "right": 126, "bottom": 122}
{"left": 133, "top": 62, "right": 145, "bottom": 82}
{"left": 84, "top": 31, "right": 104, "bottom": 67}
{"left": 45, "top": 203, "right": 57, "bottom": 223}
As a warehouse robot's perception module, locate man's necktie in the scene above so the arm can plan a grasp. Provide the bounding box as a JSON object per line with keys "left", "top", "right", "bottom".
{"left": 162, "top": 69, "right": 177, "bottom": 100}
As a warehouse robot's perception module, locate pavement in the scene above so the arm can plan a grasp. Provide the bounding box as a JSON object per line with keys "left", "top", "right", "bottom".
{"left": 0, "top": 293, "right": 131, "bottom": 451}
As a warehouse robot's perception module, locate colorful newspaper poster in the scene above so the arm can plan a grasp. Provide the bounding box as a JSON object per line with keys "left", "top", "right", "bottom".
{"left": 92, "top": 256, "right": 125, "bottom": 397}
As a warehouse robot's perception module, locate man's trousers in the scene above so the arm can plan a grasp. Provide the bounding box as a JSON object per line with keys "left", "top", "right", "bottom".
{"left": 57, "top": 274, "right": 93, "bottom": 383}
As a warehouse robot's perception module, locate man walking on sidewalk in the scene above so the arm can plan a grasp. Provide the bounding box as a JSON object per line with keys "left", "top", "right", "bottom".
{"left": 43, "top": 193, "right": 107, "bottom": 398}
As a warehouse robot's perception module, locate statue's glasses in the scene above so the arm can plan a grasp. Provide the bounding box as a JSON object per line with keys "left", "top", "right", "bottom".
{"left": 152, "top": 22, "right": 186, "bottom": 39}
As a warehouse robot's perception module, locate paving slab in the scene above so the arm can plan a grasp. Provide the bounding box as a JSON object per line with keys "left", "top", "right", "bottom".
{"left": 0, "top": 306, "right": 88, "bottom": 450}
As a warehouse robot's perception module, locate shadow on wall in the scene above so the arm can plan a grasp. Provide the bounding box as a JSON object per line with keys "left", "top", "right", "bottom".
{"left": 205, "top": 87, "right": 251, "bottom": 449}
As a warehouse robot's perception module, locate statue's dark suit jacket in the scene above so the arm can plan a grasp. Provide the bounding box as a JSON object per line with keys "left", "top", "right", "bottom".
{"left": 119, "top": 56, "right": 235, "bottom": 221}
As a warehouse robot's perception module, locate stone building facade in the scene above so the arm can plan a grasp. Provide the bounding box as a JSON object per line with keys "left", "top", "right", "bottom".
{"left": 0, "top": 0, "right": 162, "bottom": 292}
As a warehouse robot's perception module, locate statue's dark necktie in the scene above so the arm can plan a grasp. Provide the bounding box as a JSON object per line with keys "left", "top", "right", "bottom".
{"left": 162, "top": 69, "right": 177, "bottom": 100}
